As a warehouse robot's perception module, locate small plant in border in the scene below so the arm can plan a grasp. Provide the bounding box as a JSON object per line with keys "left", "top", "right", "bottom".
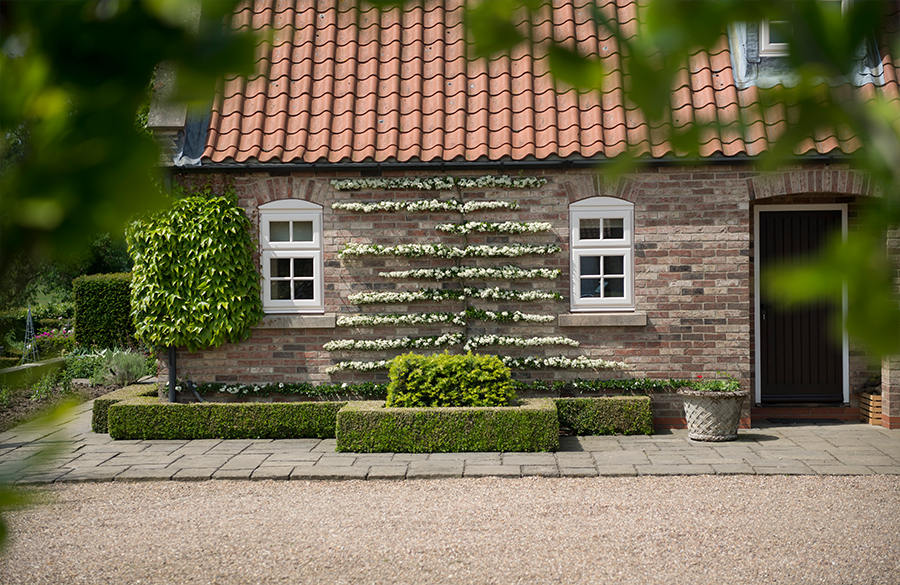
{"left": 690, "top": 372, "right": 741, "bottom": 392}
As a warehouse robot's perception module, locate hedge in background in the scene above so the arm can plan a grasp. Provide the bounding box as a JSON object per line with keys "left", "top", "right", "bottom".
{"left": 91, "top": 383, "right": 158, "bottom": 433}
{"left": 386, "top": 352, "right": 515, "bottom": 407}
{"left": 73, "top": 272, "right": 134, "bottom": 349}
{"left": 127, "top": 195, "right": 263, "bottom": 352}
{"left": 336, "top": 398, "right": 559, "bottom": 453}
{"left": 556, "top": 396, "right": 653, "bottom": 436}
{"left": 107, "top": 397, "right": 344, "bottom": 440}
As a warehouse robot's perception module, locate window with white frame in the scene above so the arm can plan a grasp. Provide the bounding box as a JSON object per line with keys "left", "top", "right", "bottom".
{"left": 760, "top": 0, "right": 846, "bottom": 57}
{"left": 569, "top": 197, "right": 634, "bottom": 312}
{"left": 259, "top": 199, "right": 324, "bottom": 313}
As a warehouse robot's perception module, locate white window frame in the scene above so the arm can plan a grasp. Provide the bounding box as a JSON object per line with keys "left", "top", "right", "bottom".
{"left": 569, "top": 197, "right": 635, "bottom": 312}
{"left": 759, "top": 0, "right": 847, "bottom": 57}
{"left": 259, "top": 199, "right": 324, "bottom": 313}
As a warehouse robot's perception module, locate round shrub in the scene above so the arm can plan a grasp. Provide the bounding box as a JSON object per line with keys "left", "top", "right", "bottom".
{"left": 386, "top": 352, "right": 516, "bottom": 408}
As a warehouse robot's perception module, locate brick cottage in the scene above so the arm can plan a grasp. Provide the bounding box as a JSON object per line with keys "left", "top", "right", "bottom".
{"left": 148, "top": 0, "right": 900, "bottom": 429}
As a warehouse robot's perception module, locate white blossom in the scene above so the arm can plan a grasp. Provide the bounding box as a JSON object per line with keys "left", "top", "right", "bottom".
{"left": 348, "top": 286, "right": 562, "bottom": 305}
{"left": 336, "top": 309, "right": 554, "bottom": 327}
{"left": 338, "top": 242, "right": 560, "bottom": 259}
{"left": 324, "top": 333, "right": 464, "bottom": 351}
{"left": 330, "top": 175, "right": 546, "bottom": 192}
{"left": 463, "top": 335, "right": 580, "bottom": 351}
{"left": 378, "top": 266, "right": 560, "bottom": 280}
{"left": 326, "top": 359, "right": 393, "bottom": 373}
{"left": 436, "top": 221, "right": 552, "bottom": 235}
{"left": 501, "top": 356, "right": 628, "bottom": 370}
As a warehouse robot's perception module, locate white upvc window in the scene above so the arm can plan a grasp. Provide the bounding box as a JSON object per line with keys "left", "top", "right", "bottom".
{"left": 569, "top": 197, "right": 634, "bottom": 312}
{"left": 760, "top": 0, "right": 846, "bottom": 57}
{"left": 259, "top": 199, "right": 324, "bottom": 313}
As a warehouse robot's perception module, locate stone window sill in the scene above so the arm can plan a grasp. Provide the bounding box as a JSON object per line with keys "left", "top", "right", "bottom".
{"left": 258, "top": 314, "right": 336, "bottom": 329}
{"left": 558, "top": 312, "right": 647, "bottom": 327}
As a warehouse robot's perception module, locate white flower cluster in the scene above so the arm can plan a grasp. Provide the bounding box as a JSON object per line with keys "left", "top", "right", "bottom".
{"left": 338, "top": 243, "right": 560, "bottom": 259}
{"left": 463, "top": 335, "right": 580, "bottom": 351}
{"left": 331, "top": 177, "right": 456, "bottom": 191}
{"left": 456, "top": 176, "right": 547, "bottom": 189}
{"left": 331, "top": 199, "right": 519, "bottom": 214}
{"left": 330, "top": 175, "right": 546, "bottom": 192}
{"left": 348, "top": 286, "right": 562, "bottom": 305}
{"left": 436, "top": 221, "right": 552, "bottom": 235}
{"left": 501, "top": 356, "right": 629, "bottom": 370}
{"left": 325, "top": 360, "right": 392, "bottom": 374}
{"left": 336, "top": 309, "right": 554, "bottom": 327}
{"left": 378, "top": 266, "right": 560, "bottom": 281}
{"left": 323, "top": 333, "right": 464, "bottom": 351}
{"left": 337, "top": 312, "right": 468, "bottom": 327}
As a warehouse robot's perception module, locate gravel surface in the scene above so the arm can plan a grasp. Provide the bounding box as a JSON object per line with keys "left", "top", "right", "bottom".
{"left": 1, "top": 475, "right": 898, "bottom": 585}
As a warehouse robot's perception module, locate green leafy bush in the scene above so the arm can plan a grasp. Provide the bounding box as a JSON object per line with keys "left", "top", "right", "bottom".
{"left": 689, "top": 373, "right": 741, "bottom": 392}
{"left": 386, "top": 352, "right": 515, "bottom": 408}
{"left": 190, "top": 380, "right": 387, "bottom": 400}
{"left": 127, "top": 194, "right": 263, "bottom": 352}
{"left": 555, "top": 396, "right": 653, "bottom": 435}
{"left": 73, "top": 272, "right": 135, "bottom": 349}
{"left": 64, "top": 352, "right": 104, "bottom": 379}
{"left": 107, "top": 397, "right": 343, "bottom": 440}
{"left": 91, "top": 383, "right": 161, "bottom": 433}
{"left": 33, "top": 328, "right": 75, "bottom": 358}
{"left": 336, "top": 399, "right": 559, "bottom": 453}
{"left": 0, "top": 301, "right": 75, "bottom": 344}
{"left": 513, "top": 378, "right": 694, "bottom": 395}
{"left": 87, "top": 349, "right": 148, "bottom": 386}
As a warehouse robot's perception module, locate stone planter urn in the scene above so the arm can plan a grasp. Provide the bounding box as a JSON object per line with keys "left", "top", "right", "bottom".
{"left": 678, "top": 389, "right": 750, "bottom": 441}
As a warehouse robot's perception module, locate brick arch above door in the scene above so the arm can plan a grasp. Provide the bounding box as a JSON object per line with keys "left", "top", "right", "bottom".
{"left": 747, "top": 169, "right": 880, "bottom": 201}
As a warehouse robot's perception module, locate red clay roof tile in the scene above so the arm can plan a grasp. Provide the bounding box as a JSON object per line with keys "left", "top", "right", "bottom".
{"left": 203, "top": 0, "right": 900, "bottom": 164}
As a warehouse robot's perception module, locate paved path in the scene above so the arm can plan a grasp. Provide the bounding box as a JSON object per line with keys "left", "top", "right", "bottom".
{"left": 1, "top": 398, "right": 898, "bottom": 484}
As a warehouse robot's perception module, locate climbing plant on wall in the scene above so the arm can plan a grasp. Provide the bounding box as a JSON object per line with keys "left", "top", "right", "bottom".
{"left": 328, "top": 175, "right": 627, "bottom": 374}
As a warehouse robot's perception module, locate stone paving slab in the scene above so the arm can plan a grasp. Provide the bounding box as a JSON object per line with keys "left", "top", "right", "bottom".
{"left": 1, "top": 397, "right": 898, "bottom": 484}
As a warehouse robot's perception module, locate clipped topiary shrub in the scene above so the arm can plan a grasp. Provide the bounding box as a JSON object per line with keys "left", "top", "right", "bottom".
{"left": 336, "top": 398, "right": 559, "bottom": 453}
{"left": 107, "top": 397, "right": 344, "bottom": 440}
{"left": 91, "top": 383, "right": 158, "bottom": 433}
{"left": 386, "top": 352, "right": 515, "bottom": 407}
{"left": 73, "top": 272, "right": 135, "bottom": 349}
{"left": 555, "top": 396, "right": 653, "bottom": 435}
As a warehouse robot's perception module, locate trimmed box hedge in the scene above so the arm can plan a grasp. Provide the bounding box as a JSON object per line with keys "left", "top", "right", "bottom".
{"left": 107, "top": 397, "right": 345, "bottom": 440}
{"left": 91, "top": 383, "right": 159, "bottom": 433}
{"left": 336, "top": 398, "right": 559, "bottom": 453}
{"left": 556, "top": 396, "right": 653, "bottom": 436}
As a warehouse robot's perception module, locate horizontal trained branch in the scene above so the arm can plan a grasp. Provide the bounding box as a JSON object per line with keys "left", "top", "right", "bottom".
{"left": 347, "top": 287, "right": 563, "bottom": 305}
{"left": 463, "top": 335, "right": 579, "bottom": 351}
{"left": 435, "top": 221, "right": 552, "bottom": 235}
{"left": 330, "top": 199, "right": 518, "bottom": 214}
{"left": 378, "top": 265, "right": 560, "bottom": 280}
{"left": 338, "top": 242, "right": 560, "bottom": 259}
{"left": 323, "top": 333, "right": 464, "bottom": 351}
{"left": 330, "top": 175, "right": 547, "bottom": 192}
{"left": 336, "top": 309, "right": 555, "bottom": 327}
{"left": 501, "top": 356, "right": 628, "bottom": 370}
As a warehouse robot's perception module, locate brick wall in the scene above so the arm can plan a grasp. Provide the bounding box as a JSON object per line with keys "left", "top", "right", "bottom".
{"left": 164, "top": 165, "right": 883, "bottom": 428}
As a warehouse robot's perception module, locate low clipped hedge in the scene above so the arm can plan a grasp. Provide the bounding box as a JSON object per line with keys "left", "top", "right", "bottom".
{"left": 336, "top": 398, "right": 559, "bottom": 453}
{"left": 386, "top": 352, "right": 515, "bottom": 407}
{"left": 92, "top": 383, "right": 159, "bottom": 433}
{"left": 107, "top": 396, "right": 344, "bottom": 440}
{"left": 556, "top": 396, "right": 653, "bottom": 436}
{"left": 73, "top": 272, "right": 135, "bottom": 348}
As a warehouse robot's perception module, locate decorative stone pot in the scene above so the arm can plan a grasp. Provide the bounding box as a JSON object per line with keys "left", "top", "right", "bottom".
{"left": 678, "top": 390, "right": 750, "bottom": 441}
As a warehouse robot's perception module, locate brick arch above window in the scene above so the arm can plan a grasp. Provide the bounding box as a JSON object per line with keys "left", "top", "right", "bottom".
{"left": 747, "top": 169, "right": 879, "bottom": 201}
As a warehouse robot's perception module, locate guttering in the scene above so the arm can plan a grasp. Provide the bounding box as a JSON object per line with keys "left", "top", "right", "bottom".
{"left": 165, "top": 153, "right": 853, "bottom": 174}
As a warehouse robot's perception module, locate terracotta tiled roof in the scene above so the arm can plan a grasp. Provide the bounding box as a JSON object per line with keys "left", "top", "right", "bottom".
{"left": 202, "top": 0, "right": 900, "bottom": 165}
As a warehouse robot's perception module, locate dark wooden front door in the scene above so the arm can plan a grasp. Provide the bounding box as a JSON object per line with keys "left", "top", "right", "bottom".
{"left": 758, "top": 210, "right": 843, "bottom": 403}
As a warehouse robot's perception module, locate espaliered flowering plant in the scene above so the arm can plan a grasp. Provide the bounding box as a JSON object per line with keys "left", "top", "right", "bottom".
{"left": 338, "top": 242, "right": 560, "bottom": 259}
{"left": 331, "top": 199, "right": 519, "bottom": 214}
{"left": 435, "top": 221, "right": 552, "bottom": 235}
{"left": 336, "top": 309, "right": 554, "bottom": 327}
{"left": 688, "top": 373, "right": 742, "bottom": 392}
{"left": 330, "top": 175, "right": 546, "bottom": 191}
{"left": 348, "top": 287, "right": 563, "bottom": 305}
{"left": 378, "top": 266, "right": 560, "bottom": 280}
{"left": 325, "top": 354, "right": 628, "bottom": 373}
{"left": 323, "top": 333, "right": 464, "bottom": 351}
{"left": 463, "top": 335, "right": 579, "bottom": 351}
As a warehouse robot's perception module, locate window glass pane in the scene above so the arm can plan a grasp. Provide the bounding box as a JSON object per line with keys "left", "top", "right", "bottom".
{"left": 580, "top": 256, "right": 602, "bottom": 276}
{"left": 579, "top": 218, "right": 600, "bottom": 240}
{"left": 271, "top": 281, "right": 291, "bottom": 300}
{"left": 293, "top": 221, "right": 313, "bottom": 242}
{"left": 604, "top": 278, "right": 625, "bottom": 298}
{"left": 603, "top": 218, "right": 624, "bottom": 239}
{"left": 271, "top": 258, "right": 291, "bottom": 278}
{"left": 270, "top": 221, "right": 290, "bottom": 242}
{"left": 294, "top": 258, "right": 314, "bottom": 277}
{"left": 293, "top": 281, "right": 314, "bottom": 300}
{"left": 768, "top": 20, "right": 791, "bottom": 44}
{"left": 580, "top": 278, "right": 603, "bottom": 298}
{"left": 604, "top": 255, "right": 624, "bottom": 275}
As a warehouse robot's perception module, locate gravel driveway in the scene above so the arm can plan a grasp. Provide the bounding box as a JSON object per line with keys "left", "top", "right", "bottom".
{"left": 2, "top": 475, "right": 898, "bottom": 584}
